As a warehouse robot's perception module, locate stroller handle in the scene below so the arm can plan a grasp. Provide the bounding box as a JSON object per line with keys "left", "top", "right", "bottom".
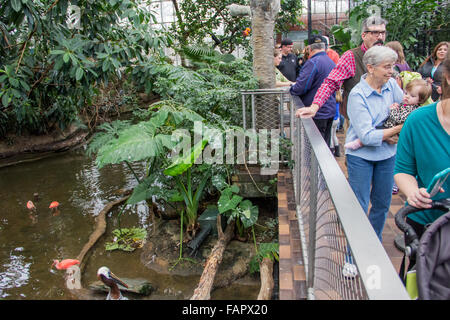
{"left": 395, "top": 200, "right": 450, "bottom": 244}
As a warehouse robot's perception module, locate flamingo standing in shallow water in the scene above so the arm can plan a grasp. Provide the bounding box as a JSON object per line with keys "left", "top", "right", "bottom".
{"left": 49, "top": 201, "right": 60, "bottom": 216}
{"left": 27, "top": 201, "right": 36, "bottom": 211}
{"left": 97, "top": 266, "right": 129, "bottom": 300}
{"left": 52, "top": 259, "right": 80, "bottom": 270}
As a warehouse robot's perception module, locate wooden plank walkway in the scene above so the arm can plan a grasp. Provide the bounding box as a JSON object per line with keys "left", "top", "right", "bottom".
{"left": 277, "top": 131, "right": 406, "bottom": 300}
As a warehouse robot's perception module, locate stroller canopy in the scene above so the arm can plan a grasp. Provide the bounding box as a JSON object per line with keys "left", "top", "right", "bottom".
{"left": 417, "top": 210, "right": 450, "bottom": 300}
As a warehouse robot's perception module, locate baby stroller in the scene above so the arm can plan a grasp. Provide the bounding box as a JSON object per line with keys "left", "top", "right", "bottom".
{"left": 395, "top": 168, "right": 450, "bottom": 299}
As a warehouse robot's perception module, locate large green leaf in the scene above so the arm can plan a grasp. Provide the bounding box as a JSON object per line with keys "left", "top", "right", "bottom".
{"left": 164, "top": 139, "right": 208, "bottom": 176}
{"left": 127, "top": 176, "right": 181, "bottom": 205}
{"left": 96, "top": 121, "right": 174, "bottom": 168}
{"left": 239, "top": 199, "right": 258, "bottom": 229}
{"left": 217, "top": 187, "right": 243, "bottom": 214}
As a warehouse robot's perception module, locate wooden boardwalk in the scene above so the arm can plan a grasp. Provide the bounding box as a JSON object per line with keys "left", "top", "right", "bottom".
{"left": 277, "top": 131, "right": 406, "bottom": 300}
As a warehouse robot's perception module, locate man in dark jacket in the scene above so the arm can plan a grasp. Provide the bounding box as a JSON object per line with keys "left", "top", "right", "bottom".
{"left": 277, "top": 38, "right": 300, "bottom": 82}
{"left": 290, "top": 35, "right": 336, "bottom": 146}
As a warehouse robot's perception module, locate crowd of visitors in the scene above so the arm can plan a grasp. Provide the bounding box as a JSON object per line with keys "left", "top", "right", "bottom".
{"left": 275, "top": 15, "right": 449, "bottom": 279}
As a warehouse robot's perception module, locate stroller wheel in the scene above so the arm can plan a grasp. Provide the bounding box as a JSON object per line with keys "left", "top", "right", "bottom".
{"left": 394, "top": 234, "right": 406, "bottom": 252}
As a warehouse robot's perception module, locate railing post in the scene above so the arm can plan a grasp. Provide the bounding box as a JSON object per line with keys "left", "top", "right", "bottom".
{"left": 242, "top": 93, "right": 247, "bottom": 130}
{"left": 279, "top": 92, "right": 284, "bottom": 136}
{"left": 251, "top": 93, "right": 256, "bottom": 129}
{"left": 296, "top": 118, "right": 301, "bottom": 206}
{"left": 290, "top": 95, "right": 294, "bottom": 142}
{"left": 308, "top": 151, "right": 318, "bottom": 299}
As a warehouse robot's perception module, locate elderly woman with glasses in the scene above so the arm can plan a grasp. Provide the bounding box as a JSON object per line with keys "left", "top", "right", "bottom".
{"left": 346, "top": 45, "right": 404, "bottom": 241}
{"left": 342, "top": 45, "right": 404, "bottom": 277}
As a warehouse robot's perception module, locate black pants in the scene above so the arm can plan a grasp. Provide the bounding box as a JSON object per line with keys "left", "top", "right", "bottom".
{"left": 292, "top": 95, "right": 334, "bottom": 147}
{"left": 313, "top": 117, "right": 334, "bottom": 147}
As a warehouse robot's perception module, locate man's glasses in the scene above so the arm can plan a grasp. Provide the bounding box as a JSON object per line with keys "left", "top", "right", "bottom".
{"left": 364, "top": 30, "right": 386, "bottom": 36}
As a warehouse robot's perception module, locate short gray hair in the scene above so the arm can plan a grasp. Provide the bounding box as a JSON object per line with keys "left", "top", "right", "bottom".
{"left": 309, "top": 42, "right": 326, "bottom": 51}
{"left": 363, "top": 45, "right": 398, "bottom": 67}
{"left": 361, "top": 15, "right": 388, "bottom": 33}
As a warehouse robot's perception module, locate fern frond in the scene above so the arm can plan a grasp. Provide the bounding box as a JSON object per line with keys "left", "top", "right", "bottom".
{"left": 182, "top": 45, "right": 216, "bottom": 60}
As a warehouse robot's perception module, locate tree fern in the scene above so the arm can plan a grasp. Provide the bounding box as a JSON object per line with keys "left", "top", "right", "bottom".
{"left": 182, "top": 45, "right": 217, "bottom": 60}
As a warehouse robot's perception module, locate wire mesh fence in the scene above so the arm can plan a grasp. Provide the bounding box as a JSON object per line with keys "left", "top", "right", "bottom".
{"left": 292, "top": 120, "right": 368, "bottom": 299}
{"left": 290, "top": 113, "right": 409, "bottom": 300}
{"left": 240, "top": 90, "right": 409, "bottom": 300}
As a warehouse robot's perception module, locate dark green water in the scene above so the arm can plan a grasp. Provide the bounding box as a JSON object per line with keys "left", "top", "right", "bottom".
{"left": 0, "top": 149, "right": 258, "bottom": 300}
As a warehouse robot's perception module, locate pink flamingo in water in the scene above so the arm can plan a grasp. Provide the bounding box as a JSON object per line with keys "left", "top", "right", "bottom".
{"left": 26, "top": 201, "right": 36, "bottom": 212}
{"left": 51, "top": 259, "right": 80, "bottom": 270}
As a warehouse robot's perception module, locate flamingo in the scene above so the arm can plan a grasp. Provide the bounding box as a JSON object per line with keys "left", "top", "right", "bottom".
{"left": 52, "top": 259, "right": 80, "bottom": 270}
{"left": 27, "top": 200, "right": 36, "bottom": 211}
{"left": 97, "top": 266, "right": 129, "bottom": 300}
{"left": 49, "top": 201, "right": 60, "bottom": 211}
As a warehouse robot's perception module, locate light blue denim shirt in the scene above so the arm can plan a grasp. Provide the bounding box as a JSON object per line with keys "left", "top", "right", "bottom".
{"left": 345, "top": 74, "right": 404, "bottom": 161}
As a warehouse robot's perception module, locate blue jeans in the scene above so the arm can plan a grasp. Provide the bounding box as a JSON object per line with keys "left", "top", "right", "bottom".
{"left": 346, "top": 154, "right": 396, "bottom": 242}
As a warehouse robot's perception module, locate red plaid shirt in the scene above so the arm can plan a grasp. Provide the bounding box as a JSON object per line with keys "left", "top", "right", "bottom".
{"left": 313, "top": 44, "right": 368, "bottom": 107}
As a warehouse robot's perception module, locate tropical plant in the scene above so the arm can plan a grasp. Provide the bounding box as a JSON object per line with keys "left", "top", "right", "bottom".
{"left": 217, "top": 183, "right": 259, "bottom": 238}
{"left": 249, "top": 242, "right": 279, "bottom": 274}
{"left": 105, "top": 227, "right": 147, "bottom": 252}
{"left": 164, "top": 139, "right": 211, "bottom": 239}
{"left": 0, "top": 0, "right": 170, "bottom": 136}
{"left": 277, "top": 0, "right": 305, "bottom": 35}
{"left": 169, "top": 0, "right": 303, "bottom": 59}
{"left": 330, "top": 22, "right": 358, "bottom": 54}
{"left": 130, "top": 53, "right": 258, "bottom": 126}
{"left": 343, "top": 0, "right": 449, "bottom": 69}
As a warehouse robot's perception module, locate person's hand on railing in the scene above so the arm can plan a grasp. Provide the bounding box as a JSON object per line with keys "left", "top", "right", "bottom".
{"left": 295, "top": 103, "right": 319, "bottom": 118}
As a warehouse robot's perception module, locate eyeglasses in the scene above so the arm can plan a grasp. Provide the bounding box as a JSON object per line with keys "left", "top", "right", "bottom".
{"left": 364, "top": 30, "right": 386, "bottom": 37}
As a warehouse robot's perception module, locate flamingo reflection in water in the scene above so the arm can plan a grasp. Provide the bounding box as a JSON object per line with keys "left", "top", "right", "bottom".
{"left": 97, "top": 266, "right": 129, "bottom": 300}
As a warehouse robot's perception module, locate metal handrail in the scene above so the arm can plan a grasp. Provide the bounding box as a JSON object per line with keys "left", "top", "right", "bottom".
{"left": 294, "top": 115, "right": 410, "bottom": 300}
{"left": 240, "top": 90, "right": 410, "bottom": 299}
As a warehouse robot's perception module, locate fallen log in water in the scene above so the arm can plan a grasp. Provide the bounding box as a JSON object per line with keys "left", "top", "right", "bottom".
{"left": 89, "top": 278, "right": 154, "bottom": 296}
{"left": 76, "top": 193, "right": 131, "bottom": 273}
{"left": 257, "top": 257, "right": 274, "bottom": 300}
{"left": 190, "top": 215, "right": 235, "bottom": 300}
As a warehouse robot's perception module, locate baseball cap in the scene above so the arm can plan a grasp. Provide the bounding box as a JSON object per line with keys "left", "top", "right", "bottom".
{"left": 308, "top": 35, "right": 327, "bottom": 46}
{"left": 281, "top": 38, "right": 293, "bottom": 46}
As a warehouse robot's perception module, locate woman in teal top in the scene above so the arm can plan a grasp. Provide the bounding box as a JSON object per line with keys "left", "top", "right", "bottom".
{"left": 394, "top": 56, "right": 450, "bottom": 237}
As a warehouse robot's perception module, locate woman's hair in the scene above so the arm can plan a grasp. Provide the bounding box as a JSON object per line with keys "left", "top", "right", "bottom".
{"left": 363, "top": 45, "right": 398, "bottom": 67}
{"left": 385, "top": 41, "right": 406, "bottom": 64}
{"left": 303, "top": 46, "right": 310, "bottom": 60}
{"left": 405, "top": 79, "right": 432, "bottom": 105}
{"left": 441, "top": 56, "right": 450, "bottom": 100}
{"left": 419, "top": 41, "right": 449, "bottom": 68}
{"left": 274, "top": 48, "right": 281, "bottom": 57}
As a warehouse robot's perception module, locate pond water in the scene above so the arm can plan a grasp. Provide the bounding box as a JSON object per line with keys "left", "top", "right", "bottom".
{"left": 0, "top": 148, "right": 259, "bottom": 300}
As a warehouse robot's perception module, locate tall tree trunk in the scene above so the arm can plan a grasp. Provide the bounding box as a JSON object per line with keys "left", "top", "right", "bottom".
{"left": 250, "top": 0, "right": 281, "bottom": 130}
{"left": 170, "top": 0, "right": 188, "bottom": 67}
{"left": 250, "top": 0, "right": 280, "bottom": 89}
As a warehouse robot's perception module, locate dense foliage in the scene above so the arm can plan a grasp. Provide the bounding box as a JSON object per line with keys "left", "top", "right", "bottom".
{"left": 130, "top": 49, "right": 258, "bottom": 125}
{"left": 0, "top": 0, "right": 169, "bottom": 136}
{"left": 88, "top": 50, "right": 259, "bottom": 240}
{"left": 170, "top": 0, "right": 303, "bottom": 57}
{"left": 330, "top": 0, "right": 449, "bottom": 69}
